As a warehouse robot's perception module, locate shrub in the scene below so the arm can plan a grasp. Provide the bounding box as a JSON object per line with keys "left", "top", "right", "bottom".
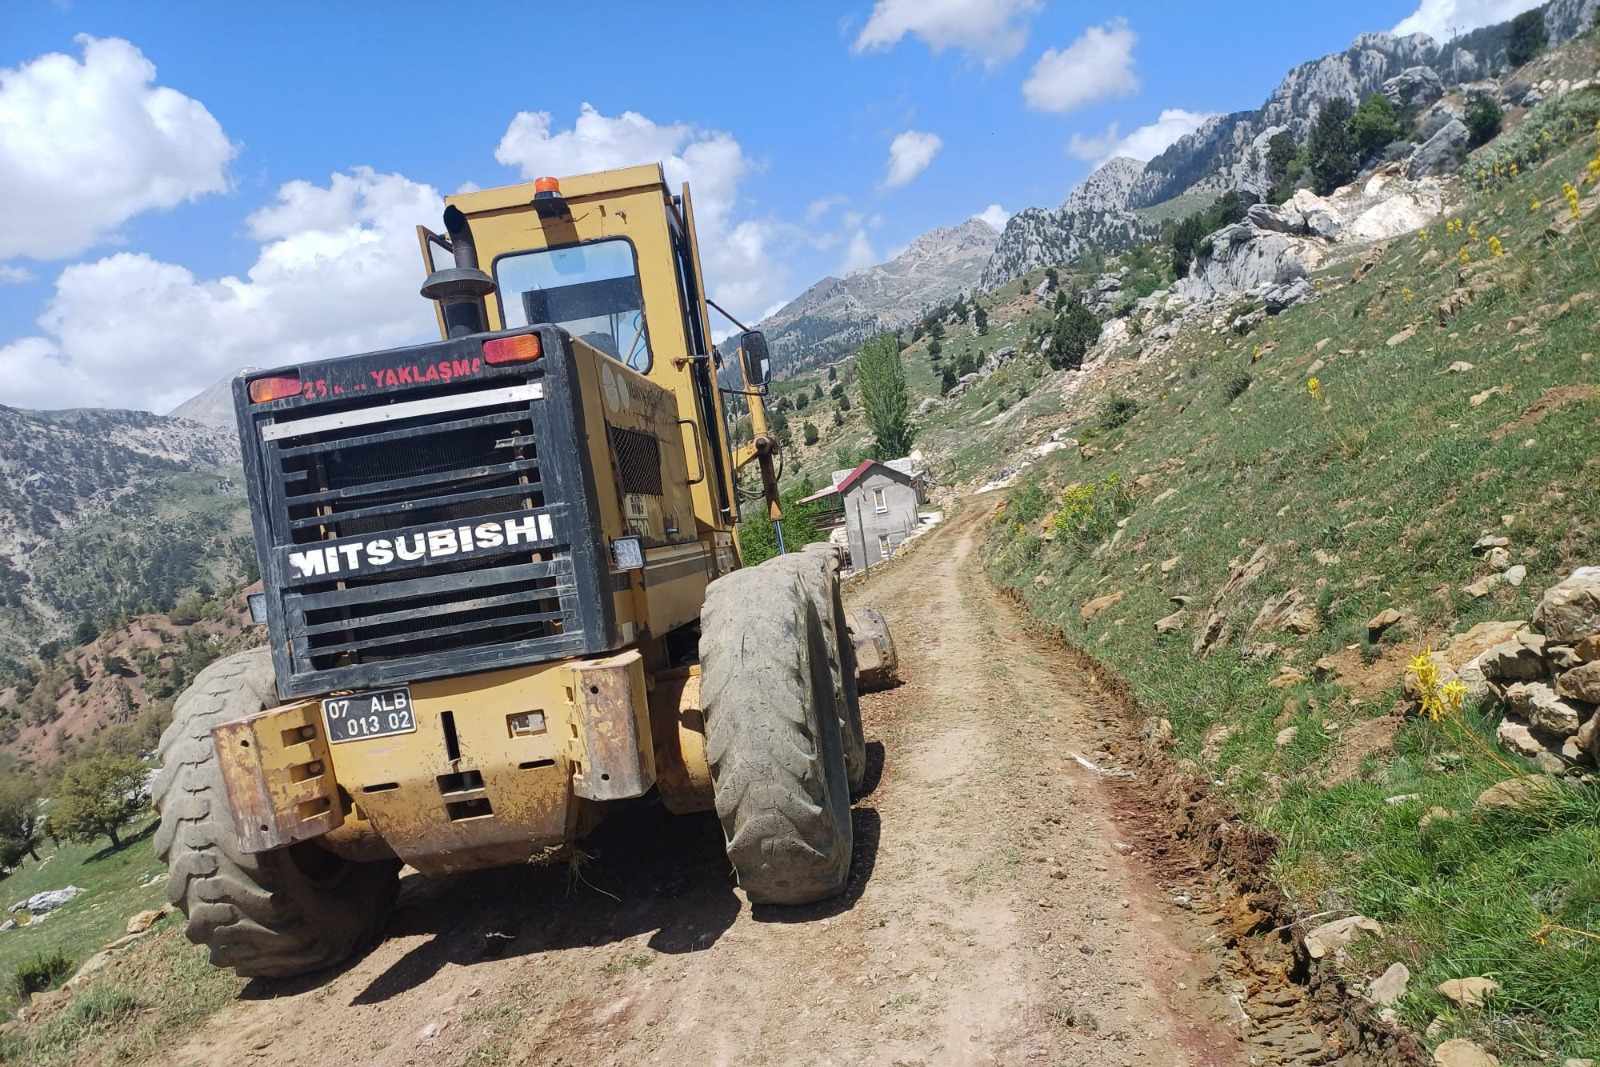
{"left": 1100, "top": 395, "right": 1140, "bottom": 430}
{"left": 1464, "top": 93, "right": 1503, "bottom": 150}
{"left": 802, "top": 421, "right": 819, "bottom": 446}
{"left": 1049, "top": 474, "right": 1133, "bottom": 547}
{"left": 1223, "top": 374, "right": 1253, "bottom": 402}
{"left": 1308, "top": 97, "right": 1358, "bottom": 194}
{"left": 13, "top": 950, "right": 72, "bottom": 998}
{"left": 1350, "top": 93, "right": 1405, "bottom": 158}
{"left": 1507, "top": 8, "right": 1548, "bottom": 66}
{"left": 1046, "top": 300, "right": 1101, "bottom": 371}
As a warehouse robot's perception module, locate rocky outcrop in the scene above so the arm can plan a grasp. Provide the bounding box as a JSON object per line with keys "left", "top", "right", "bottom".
{"left": 1407, "top": 118, "right": 1469, "bottom": 178}
{"left": 979, "top": 158, "right": 1160, "bottom": 289}
{"left": 1177, "top": 223, "right": 1326, "bottom": 302}
{"left": 1382, "top": 66, "right": 1444, "bottom": 110}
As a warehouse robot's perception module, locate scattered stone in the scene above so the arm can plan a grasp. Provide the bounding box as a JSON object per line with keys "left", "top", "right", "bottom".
{"left": 1473, "top": 774, "right": 1561, "bottom": 813}
{"left": 1445, "top": 361, "right": 1474, "bottom": 373}
{"left": 1387, "top": 325, "right": 1418, "bottom": 347}
{"left": 1384, "top": 794, "right": 1420, "bottom": 806}
{"left": 1367, "top": 608, "right": 1405, "bottom": 640}
{"left": 1276, "top": 726, "right": 1299, "bottom": 747}
{"left": 1503, "top": 565, "right": 1527, "bottom": 588}
{"left": 126, "top": 907, "right": 167, "bottom": 935}
{"left": 1151, "top": 487, "right": 1177, "bottom": 506}
{"left": 1496, "top": 719, "right": 1566, "bottom": 773}
{"left": 1472, "top": 534, "right": 1510, "bottom": 553}
{"left": 1485, "top": 547, "right": 1511, "bottom": 571}
{"left": 1367, "top": 961, "right": 1411, "bottom": 1006}
{"left": 1477, "top": 632, "right": 1547, "bottom": 682}
{"left": 1463, "top": 575, "right": 1499, "bottom": 598}
{"left": 1534, "top": 567, "right": 1600, "bottom": 643}
{"left": 13, "top": 887, "right": 83, "bottom": 915}
{"left": 1563, "top": 663, "right": 1600, "bottom": 705}
{"left": 1304, "top": 914, "right": 1382, "bottom": 959}
{"left": 1419, "top": 805, "right": 1454, "bottom": 831}
{"left": 1433, "top": 1039, "right": 1499, "bottom": 1067}
{"left": 1269, "top": 667, "right": 1308, "bottom": 689}
{"left": 1312, "top": 655, "right": 1340, "bottom": 682}
{"left": 1160, "top": 555, "right": 1181, "bottom": 574}
{"left": 1155, "top": 609, "right": 1189, "bottom": 634}
{"left": 1250, "top": 588, "right": 1318, "bottom": 636}
{"left": 1141, "top": 717, "right": 1175, "bottom": 751}
{"left": 1436, "top": 976, "right": 1500, "bottom": 1008}
{"left": 1577, "top": 634, "right": 1600, "bottom": 662}
{"left": 1506, "top": 682, "right": 1584, "bottom": 737}
{"left": 1194, "top": 544, "right": 1273, "bottom": 656}
{"left": 1081, "top": 590, "right": 1125, "bottom": 622}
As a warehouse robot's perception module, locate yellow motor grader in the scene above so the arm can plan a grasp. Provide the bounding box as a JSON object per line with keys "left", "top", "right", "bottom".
{"left": 152, "top": 165, "right": 891, "bottom": 977}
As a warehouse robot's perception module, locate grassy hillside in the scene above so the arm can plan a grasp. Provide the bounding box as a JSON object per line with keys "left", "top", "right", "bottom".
{"left": 986, "top": 104, "right": 1600, "bottom": 1062}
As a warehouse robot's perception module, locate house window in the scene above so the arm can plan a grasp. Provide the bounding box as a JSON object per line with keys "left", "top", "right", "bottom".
{"left": 872, "top": 487, "right": 887, "bottom": 513}
{"left": 877, "top": 533, "right": 890, "bottom": 557}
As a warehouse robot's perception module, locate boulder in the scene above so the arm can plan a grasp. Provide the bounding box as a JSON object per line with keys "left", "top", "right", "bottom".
{"left": 1193, "top": 544, "right": 1273, "bottom": 656}
{"left": 1496, "top": 718, "right": 1568, "bottom": 773}
{"left": 1416, "top": 99, "right": 1464, "bottom": 141}
{"left": 914, "top": 397, "right": 940, "bottom": 417}
{"left": 1367, "top": 961, "right": 1411, "bottom": 1006}
{"left": 1250, "top": 588, "right": 1318, "bottom": 636}
{"left": 1263, "top": 276, "right": 1314, "bottom": 315}
{"left": 1434, "top": 1039, "right": 1499, "bottom": 1067}
{"left": 846, "top": 608, "right": 899, "bottom": 693}
{"left": 1287, "top": 189, "right": 1344, "bottom": 240}
{"left": 1558, "top": 661, "right": 1600, "bottom": 704}
{"left": 1506, "top": 682, "right": 1585, "bottom": 736}
{"left": 126, "top": 907, "right": 167, "bottom": 935}
{"left": 14, "top": 887, "right": 83, "bottom": 915}
{"left": 1382, "top": 66, "right": 1444, "bottom": 110}
{"left": 1436, "top": 976, "right": 1500, "bottom": 1008}
{"left": 1304, "top": 914, "right": 1382, "bottom": 959}
{"left": 1155, "top": 609, "right": 1189, "bottom": 634}
{"left": 1367, "top": 608, "right": 1405, "bottom": 640}
{"left": 1534, "top": 568, "right": 1600, "bottom": 642}
{"left": 1407, "top": 118, "right": 1469, "bottom": 180}
{"left": 1473, "top": 774, "right": 1561, "bottom": 812}
{"left": 1476, "top": 632, "right": 1547, "bottom": 683}
{"left": 1081, "top": 590, "right": 1125, "bottom": 622}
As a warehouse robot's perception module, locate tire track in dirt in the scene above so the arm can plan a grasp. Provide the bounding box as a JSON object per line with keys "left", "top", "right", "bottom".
{"left": 157, "top": 504, "right": 1273, "bottom": 1067}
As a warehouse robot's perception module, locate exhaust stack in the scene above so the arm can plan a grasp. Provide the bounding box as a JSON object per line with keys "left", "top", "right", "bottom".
{"left": 420, "top": 205, "right": 496, "bottom": 337}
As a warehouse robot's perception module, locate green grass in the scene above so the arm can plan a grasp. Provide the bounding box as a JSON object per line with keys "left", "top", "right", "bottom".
{"left": 985, "top": 105, "right": 1600, "bottom": 1063}
{"left": 0, "top": 819, "right": 167, "bottom": 1019}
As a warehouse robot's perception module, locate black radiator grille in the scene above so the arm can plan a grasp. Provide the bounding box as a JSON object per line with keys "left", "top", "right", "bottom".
{"left": 607, "top": 425, "right": 663, "bottom": 496}
{"left": 263, "top": 381, "right": 583, "bottom": 680}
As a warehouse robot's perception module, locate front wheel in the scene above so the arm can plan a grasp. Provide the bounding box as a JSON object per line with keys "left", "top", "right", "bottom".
{"left": 700, "top": 559, "right": 854, "bottom": 905}
{"left": 152, "top": 648, "right": 400, "bottom": 978}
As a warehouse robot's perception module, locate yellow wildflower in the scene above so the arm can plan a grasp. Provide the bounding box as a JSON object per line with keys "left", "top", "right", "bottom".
{"left": 1488, "top": 235, "right": 1504, "bottom": 257}
{"left": 1459, "top": 246, "right": 1471, "bottom": 266}
{"left": 1468, "top": 222, "right": 1479, "bottom": 241}
{"left": 1509, "top": 161, "right": 1520, "bottom": 177}
{"left": 1402, "top": 286, "right": 1415, "bottom": 302}
{"left": 1531, "top": 197, "right": 1542, "bottom": 212}
{"left": 1306, "top": 376, "right": 1322, "bottom": 400}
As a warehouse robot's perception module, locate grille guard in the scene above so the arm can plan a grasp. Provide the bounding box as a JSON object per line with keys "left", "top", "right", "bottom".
{"left": 235, "top": 326, "right": 617, "bottom": 700}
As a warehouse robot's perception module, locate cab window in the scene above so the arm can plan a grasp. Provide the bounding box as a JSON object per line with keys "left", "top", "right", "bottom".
{"left": 495, "top": 239, "right": 652, "bottom": 373}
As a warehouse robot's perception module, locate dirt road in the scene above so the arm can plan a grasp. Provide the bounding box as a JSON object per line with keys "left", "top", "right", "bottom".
{"left": 162, "top": 505, "right": 1303, "bottom": 1067}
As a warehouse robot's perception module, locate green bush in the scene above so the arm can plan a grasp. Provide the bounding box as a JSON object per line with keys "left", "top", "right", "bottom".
{"left": 1100, "top": 395, "right": 1140, "bottom": 430}
{"left": 1308, "top": 97, "right": 1358, "bottom": 194}
{"left": 1507, "top": 8, "right": 1548, "bottom": 66}
{"left": 1046, "top": 300, "right": 1101, "bottom": 371}
{"left": 13, "top": 950, "right": 72, "bottom": 998}
{"left": 1223, "top": 374, "right": 1252, "bottom": 402}
{"left": 1465, "top": 92, "right": 1503, "bottom": 150}
{"left": 1350, "top": 93, "right": 1405, "bottom": 158}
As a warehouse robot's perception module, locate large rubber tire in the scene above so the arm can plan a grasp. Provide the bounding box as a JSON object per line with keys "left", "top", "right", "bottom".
{"left": 152, "top": 648, "right": 400, "bottom": 979}
{"left": 700, "top": 559, "right": 854, "bottom": 905}
{"left": 798, "top": 545, "right": 867, "bottom": 794}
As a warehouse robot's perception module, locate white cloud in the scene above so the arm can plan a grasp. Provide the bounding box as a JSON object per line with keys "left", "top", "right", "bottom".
{"left": 840, "top": 230, "right": 878, "bottom": 274}
{"left": 1023, "top": 19, "right": 1139, "bottom": 114}
{"left": 883, "top": 130, "right": 943, "bottom": 188}
{"left": 0, "top": 265, "right": 33, "bottom": 285}
{"left": 493, "top": 103, "right": 785, "bottom": 327}
{"left": 972, "top": 204, "right": 1010, "bottom": 230}
{"left": 1393, "top": 0, "right": 1542, "bottom": 39}
{"left": 806, "top": 194, "right": 848, "bottom": 222}
{"left": 1066, "top": 108, "right": 1218, "bottom": 165}
{"left": 853, "top": 0, "right": 1042, "bottom": 65}
{"left": 1, "top": 168, "right": 444, "bottom": 412}
{"left": 0, "top": 36, "right": 235, "bottom": 263}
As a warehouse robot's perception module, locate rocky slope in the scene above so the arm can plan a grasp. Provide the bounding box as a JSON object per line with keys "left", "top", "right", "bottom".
{"left": 758, "top": 219, "right": 998, "bottom": 375}
{"left": 979, "top": 157, "right": 1158, "bottom": 291}
{"left": 0, "top": 406, "right": 247, "bottom": 663}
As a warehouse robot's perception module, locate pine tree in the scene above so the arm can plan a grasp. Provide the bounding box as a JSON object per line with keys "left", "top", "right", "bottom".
{"left": 856, "top": 333, "right": 912, "bottom": 459}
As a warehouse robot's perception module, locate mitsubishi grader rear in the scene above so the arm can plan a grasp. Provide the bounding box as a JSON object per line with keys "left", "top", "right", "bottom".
{"left": 152, "top": 165, "right": 892, "bottom": 977}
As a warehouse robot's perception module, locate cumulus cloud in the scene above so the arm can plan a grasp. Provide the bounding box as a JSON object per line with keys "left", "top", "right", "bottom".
{"left": 0, "top": 36, "right": 235, "bottom": 262}
{"left": 1066, "top": 108, "right": 1218, "bottom": 165}
{"left": 972, "top": 204, "right": 1010, "bottom": 230}
{"left": 853, "top": 0, "right": 1042, "bottom": 65}
{"left": 1393, "top": 0, "right": 1543, "bottom": 39}
{"left": 1023, "top": 18, "right": 1139, "bottom": 113}
{"left": 1, "top": 168, "right": 444, "bottom": 412}
{"left": 493, "top": 103, "right": 785, "bottom": 329}
{"left": 806, "top": 194, "right": 848, "bottom": 222}
{"left": 0, "top": 265, "right": 33, "bottom": 285}
{"left": 883, "top": 130, "right": 943, "bottom": 188}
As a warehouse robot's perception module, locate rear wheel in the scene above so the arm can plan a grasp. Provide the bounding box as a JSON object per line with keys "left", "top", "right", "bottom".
{"left": 700, "top": 559, "right": 854, "bottom": 905}
{"left": 153, "top": 648, "right": 400, "bottom": 978}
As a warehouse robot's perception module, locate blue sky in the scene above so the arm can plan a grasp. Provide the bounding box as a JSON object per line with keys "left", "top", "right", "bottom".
{"left": 0, "top": 0, "right": 1539, "bottom": 411}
